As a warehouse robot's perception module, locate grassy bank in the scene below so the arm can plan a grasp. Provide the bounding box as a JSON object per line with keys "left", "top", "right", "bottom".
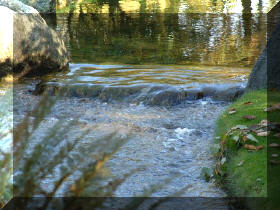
{"left": 214, "top": 90, "right": 280, "bottom": 209}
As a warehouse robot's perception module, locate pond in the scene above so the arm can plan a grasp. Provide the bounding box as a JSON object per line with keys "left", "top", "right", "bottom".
{"left": 9, "top": 0, "right": 275, "bottom": 208}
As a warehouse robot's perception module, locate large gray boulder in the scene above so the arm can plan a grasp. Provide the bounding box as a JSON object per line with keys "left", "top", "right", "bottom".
{"left": 0, "top": 2, "right": 69, "bottom": 78}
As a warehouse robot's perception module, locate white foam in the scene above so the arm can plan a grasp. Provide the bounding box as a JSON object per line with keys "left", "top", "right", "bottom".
{"left": 175, "top": 127, "right": 194, "bottom": 135}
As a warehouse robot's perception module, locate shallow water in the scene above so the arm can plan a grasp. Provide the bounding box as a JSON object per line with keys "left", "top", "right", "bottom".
{"left": 57, "top": 63, "right": 250, "bottom": 86}
{"left": 13, "top": 84, "right": 229, "bottom": 207}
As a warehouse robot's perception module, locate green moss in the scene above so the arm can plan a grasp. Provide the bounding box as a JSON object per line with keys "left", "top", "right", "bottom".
{"left": 214, "top": 89, "right": 280, "bottom": 209}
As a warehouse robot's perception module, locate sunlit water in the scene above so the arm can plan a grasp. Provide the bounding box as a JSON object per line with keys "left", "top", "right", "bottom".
{"left": 59, "top": 63, "right": 249, "bottom": 86}
{"left": 8, "top": 1, "right": 272, "bottom": 208}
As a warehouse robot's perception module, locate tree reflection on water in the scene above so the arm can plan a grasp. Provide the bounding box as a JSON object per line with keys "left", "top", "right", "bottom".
{"left": 48, "top": 0, "right": 274, "bottom": 67}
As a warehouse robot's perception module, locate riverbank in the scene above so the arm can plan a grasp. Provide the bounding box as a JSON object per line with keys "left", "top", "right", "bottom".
{"left": 214, "top": 90, "right": 280, "bottom": 209}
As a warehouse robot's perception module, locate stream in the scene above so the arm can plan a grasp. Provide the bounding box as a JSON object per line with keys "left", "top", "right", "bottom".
{"left": 1, "top": 1, "right": 272, "bottom": 209}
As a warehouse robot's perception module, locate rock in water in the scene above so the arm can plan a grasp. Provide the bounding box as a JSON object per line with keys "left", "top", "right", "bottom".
{"left": 0, "top": 1, "right": 69, "bottom": 79}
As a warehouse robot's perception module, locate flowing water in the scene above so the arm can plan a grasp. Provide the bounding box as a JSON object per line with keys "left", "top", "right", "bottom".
{"left": 6, "top": 0, "right": 275, "bottom": 208}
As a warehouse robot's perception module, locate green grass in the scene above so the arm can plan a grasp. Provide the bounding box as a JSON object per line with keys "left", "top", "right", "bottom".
{"left": 215, "top": 90, "right": 267, "bottom": 197}
{"left": 214, "top": 89, "right": 280, "bottom": 209}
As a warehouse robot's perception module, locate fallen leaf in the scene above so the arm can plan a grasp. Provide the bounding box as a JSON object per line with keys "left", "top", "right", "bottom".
{"left": 272, "top": 154, "right": 279, "bottom": 158}
{"left": 257, "top": 131, "right": 270, "bottom": 136}
{"left": 229, "top": 108, "right": 236, "bottom": 115}
{"left": 269, "top": 143, "right": 280, "bottom": 148}
{"left": 244, "top": 144, "right": 263, "bottom": 151}
{"left": 244, "top": 144, "right": 257, "bottom": 150}
{"left": 265, "top": 103, "right": 280, "bottom": 112}
{"left": 237, "top": 160, "right": 244, "bottom": 166}
{"left": 243, "top": 135, "right": 247, "bottom": 143}
{"left": 243, "top": 115, "right": 256, "bottom": 120}
{"left": 243, "top": 102, "right": 253, "bottom": 105}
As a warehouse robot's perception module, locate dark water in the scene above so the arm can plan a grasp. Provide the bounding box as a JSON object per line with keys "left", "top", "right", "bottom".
{"left": 49, "top": 12, "right": 267, "bottom": 67}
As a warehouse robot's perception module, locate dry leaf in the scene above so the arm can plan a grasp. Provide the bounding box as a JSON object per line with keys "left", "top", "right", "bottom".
{"left": 244, "top": 144, "right": 257, "bottom": 150}
{"left": 243, "top": 115, "right": 256, "bottom": 120}
{"left": 257, "top": 131, "right": 270, "bottom": 137}
{"left": 269, "top": 143, "right": 280, "bottom": 148}
{"left": 229, "top": 108, "right": 236, "bottom": 115}
{"left": 243, "top": 135, "right": 247, "bottom": 143}
{"left": 243, "top": 102, "right": 253, "bottom": 105}
{"left": 244, "top": 144, "right": 263, "bottom": 151}
{"left": 265, "top": 103, "right": 280, "bottom": 112}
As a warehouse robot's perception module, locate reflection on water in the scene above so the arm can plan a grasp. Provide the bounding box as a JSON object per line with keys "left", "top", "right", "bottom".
{"left": 48, "top": 12, "right": 267, "bottom": 67}
{"left": 41, "top": 9, "right": 267, "bottom": 90}
{"left": 59, "top": 63, "right": 249, "bottom": 86}
{"left": 56, "top": 0, "right": 277, "bottom": 13}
